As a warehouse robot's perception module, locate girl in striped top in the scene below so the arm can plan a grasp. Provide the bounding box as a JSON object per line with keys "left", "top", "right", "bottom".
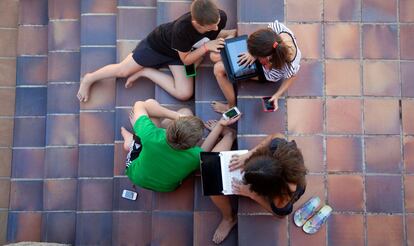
{"left": 211, "top": 20, "right": 301, "bottom": 112}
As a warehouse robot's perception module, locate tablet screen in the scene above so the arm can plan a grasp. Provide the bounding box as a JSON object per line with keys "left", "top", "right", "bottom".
{"left": 225, "top": 39, "right": 257, "bottom": 77}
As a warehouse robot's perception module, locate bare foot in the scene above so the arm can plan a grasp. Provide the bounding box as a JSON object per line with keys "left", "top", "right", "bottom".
{"left": 77, "top": 73, "right": 93, "bottom": 102}
{"left": 121, "top": 127, "right": 134, "bottom": 151}
{"left": 212, "top": 217, "right": 237, "bottom": 244}
{"left": 204, "top": 120, "right": 218, "bottom": 131}
{"left": 211, "top": 101, "right": 230, "bottom": 114}
{"left": 125, "top": 70, "right": 144, "bottom": 88}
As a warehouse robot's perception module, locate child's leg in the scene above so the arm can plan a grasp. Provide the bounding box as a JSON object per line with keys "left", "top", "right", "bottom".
{"left": 77, "top": 54, "right": 143, "bottom": 102}
{"left": 121, "top": 127, "right": 134, "bottom": 151}
{"left": 210, "top": 195, "right": 237, "bottom": 244}
{"left": 211, "top": 61, "right": 236, "bottom": 113}
{"left": 160, "top": 107, "right": 193, "bottom": 128}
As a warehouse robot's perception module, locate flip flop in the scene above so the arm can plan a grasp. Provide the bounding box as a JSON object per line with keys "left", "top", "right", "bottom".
{"left": 293, "top": 196, "right": 321, "bottom": 227}
{"left": 302, "top": 205, "right": 332, "bottom": 234}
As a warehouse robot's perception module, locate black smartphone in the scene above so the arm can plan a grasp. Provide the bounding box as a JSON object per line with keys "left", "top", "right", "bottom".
{"left": 262, "top": 97, "right": 275, "bottom": 112}
{"left": 184, "top": 64, "right": 196, "bottom": 77}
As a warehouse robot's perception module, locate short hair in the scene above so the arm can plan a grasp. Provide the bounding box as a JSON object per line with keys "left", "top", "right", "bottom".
{"left": 166, "top": 116, "right": 204, "bottom": 150}
{"left": 191, "top": 0, "right": 220, "bottom": 26}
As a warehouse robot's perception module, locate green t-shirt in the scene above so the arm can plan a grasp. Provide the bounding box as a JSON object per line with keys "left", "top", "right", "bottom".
{"left": 126, "top": 115, "right": 203, "bottom": 192}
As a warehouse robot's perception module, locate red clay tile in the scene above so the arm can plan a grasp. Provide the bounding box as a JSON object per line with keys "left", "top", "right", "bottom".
{"left": 79, "top": 146, "right": 114, "bottom": 177}
{"left": 238, "top": 196, "right": 269, "bottom": 214}
{"left": 78, "top": 179, "right": 113, "bottom": 211}
{"left": 17, "top": 26, "right": 47, "bottom": 55}
{"left": 9, "top": 180, "right": 43, "bottom": 211}
{"left": 405, "top": 175, "right": 414, "bottom": 212}
{"left": 18, "top": 0, "right": 48, "bottom": 25}
{"left": 0, "top": 180, "right": 10, "bottom": 208}
{"left": 288, "top": 99, "right": 323, "bottom": 134}
{"left": 237, "top": 136, "right": 266, "bottom": 150}
{"left": 48, "top": 52, "right": 80, "bottom": 82}
{"left": 362, "top": 0, "right": 397, "bottom": 22}
{"left": 0, "top": 59, "right": 16, "bottom": 86}
{"left": 365, "top": 136, "right": 402, "bottom": 173}
{"left": 364, "top": 99, "right": 400, "bottom": 134}
{"left": 327, "top": 137, "right": 363, "bottom": 172}
{"left": 46, "top": 115, "right": 79, "bottom": 146}
{"left": 81, "top": 0, "right": 116, "bottom": 13}
{"left": 287, "top": 0, "right": 322, "bottom": 21}
{"left": 367, "top": 215, "right": 404, "bottom": 246}
{"left": 81, "top": 16, "right": 115, "bottom": 46}
{"left": 290, "top": 216, "right": 326, "bottom": 245}
{"left": 325, "top": 60, "right": 361, "bottom": 96}
{"left": 363, "top": 60, "right": 400, "bottom": 96}
{"left": 401, "top": 62, "right": 414, "bottom": 97}
{"left": 0, "top": 29, "right": 17, "bottom": 57}
{"left": 288, "top": 136, "right": 324, "bottom": 173}
{"left": 75, "top": 213, "right": 112, "bottom": 245}
{"left": 49, "top": 21, "right": 80, "bottom": 51}
{"left": 238, "top": 215, "right": 287, "bottom": 245}
{"left": 11, "top": 149, "right": 44, "bottom": 179}
{"left": 157, "top": 1, "right": 191, "bottom": 24}
{"left": 404, "top": 137, "right": 414, "bottom": 174}
{"left": 42, "top": 212, "right": 76, "bottom": 244}
{"left": 362, "top": 24, "right": 398, "bottom": 59}
{"left": 153, "top": 177, "right": 195, "bottom": 211}
{"left": 328, "top": 214, "right": 364, "bottom": 246}
{"left": 112, "top": 177, "right": 153, "bottom": 211}
{"left": 0, "top": 211, "right": 7, "bottom": 245}
{"left": 237, "top": 80, "right": 282, "bottom": 97}
{"left": 238, "top": 98, "right": 286, "bottom": 135}
{"left": 237, "top": 23, "right": 269, "bottom": 36}
{"left": 0, "top": 0, "right": 18, "bottom": 28}
{"left": 0, "top": 118, "right": 13, "bottom": 147}
{"left": 366, "top": 176, "right": 402, "bottom": 213}
{"left": 326, "top": 99, "right": 362, "bottom": 134}
{"left": 13, "top": 117, "right": 46, "bottom": 147}
{"left": 195, "top": 67, "right": 226, "bottom": 101}
{"left": 324, "top": 0, "right": 360, "bottom": 21}
{"left": 287, "top": 24, "right": 322, "bottom": 59}
{"left": 193, "top": 211, "right": 238, "bottom": 246}
{"left": 15, "top": 87, "right": 47, "bottom": 116}
{"left": 325, "top": 23, "right": 360, "bottom": 59}
{"left": 80, "top": 78, "right": 116, "bottom": 110}
{"left": 112, "top": 212, "right": 152, "bottom": 246}
{"left": 215, "top": 0, "right": 237, "bottom": 29}
{"left": 44, "top": 179, "right": 77, "bottom": 210}
{"left": 7, "top": 212, "right": 42, "bottom": 242}
{"left": 118, "top": 0, "right": 156, "bottom": 6}
{"left": 287, "top": 60, "right": 324, "bottom": 96}
{"left": 328, "top": 175, "right": 364, "bottom": 212}
{"left": 47, "top": 84, "right": 80, "bottom": 114}
{"left": 16, "top": 56, "right": 47, "bottom": 86}
{"left": 79, "top": 111, "right": 115, "bottom": 144}
{"left": 400, "top": 0, "right": 414, "bottom": 22}
{"left": 118, "top": 8, "right": 157, "bottom": 40}
{"left": 45, "top": 147, "right": 78, "bottom": 178}
{"left": 0, "top": 148, "right": 11, "bottom": 177}
{"left": 116, "top": 78, "right": 155, "bottom": 107}
{"left": 401, "top": 25, "right": 414, "bottom": 60}
{"left": 113, "top": 143, "right": 127, "bottom": 176}
{"left": 238, "top": 0, "right": 284, "bottom": 22}
{"left": 116, "top": 40, "right": 136, "bottom": 63}
{"left": 80, "top": 47, "right": 116, "bottom": 76}
{"left": 0, "top": 88, "right": 15, "bottom": 116}
{"left": 407, "top": 215, "right": 414, "bottom": 246}
{"left": 293, "top": 175, "right": 325, "bottom": 211}
{"left": 115, "top": 108, "right": 133, "bottom": 141}
{"left": 151, "top": 211, "right": 193, "bottom": 246}
{"left": 49, "top": 0, "right": 80, "bottom": 20}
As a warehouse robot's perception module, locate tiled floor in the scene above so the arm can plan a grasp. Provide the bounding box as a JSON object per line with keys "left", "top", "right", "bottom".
{"left": 0, "top": 0, "right": 413, "bottom": 245}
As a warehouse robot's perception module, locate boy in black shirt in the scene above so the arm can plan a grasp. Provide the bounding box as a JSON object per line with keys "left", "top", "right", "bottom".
{"left": 77, "top": 0, "right": 236, "bottom": 102}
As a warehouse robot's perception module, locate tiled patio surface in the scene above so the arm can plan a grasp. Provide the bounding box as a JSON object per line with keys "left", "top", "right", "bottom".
{"left": 0, "top": 0, "right": 413, "bottom": 245}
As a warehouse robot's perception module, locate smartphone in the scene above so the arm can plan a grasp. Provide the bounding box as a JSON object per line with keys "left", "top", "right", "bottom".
{"left": 184, "top": 64, "right": 196, "bottom": 77}
{"left": 222, "top": 106, "right": 241, "bottom": 120}
{"left": 121, "top": 189, "right": 138, "bottom": 200}
{"left": 262, "top": 97, "right": 275, "bottom": 112}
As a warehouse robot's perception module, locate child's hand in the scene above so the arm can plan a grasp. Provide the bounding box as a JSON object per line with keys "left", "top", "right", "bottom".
{"left": 218, "top": 114, "right": 242, "bottom": 126}
{"left": 205, "top": 38, "right": 225, "bottom": 52}
{"left": 268, "top": 95, "right": 279, "bottom": 111}
{"left": 229, "top": 152, "right": 251, "bottom": 171}
{"left": 231, "top": 178, "right": 251, "bottom": 197}
{"left": 237, "top": 52, "right": 256, "bottom": 66}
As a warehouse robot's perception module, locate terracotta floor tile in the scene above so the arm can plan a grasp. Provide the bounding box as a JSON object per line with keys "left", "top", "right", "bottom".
{"left": 0, "top": 179, "right": 10, "bottom": 209}
{"left": 112, "top": 177, "right": 153, "bottom": 211}
{"left": 118, "top": 8, "right": 156, "bottom": 40}
{"left": 16, "top": 56, "right": 47, "bottom": 86}
{"left": 81, "top": 16, "right": 115, "bottom": 46}
{"left": 328, "top": 214, "right": 364, "bottom": 246}
{"left": 366, "top": 176, "right": 402, "bottom": 213}
{"left": 195, "top": 67, "right": 226, "bottom": 102}
{"left": 287, "top": 60, "right": 324, "bottom": 96}
{"left": 288, "top": 99, "right": 323, "bottom": 134}
{"left": 367, "top": 215, "right": 404, "bottom": 246}
{"left": 112, "top": 212, "right": 152, "bottom": 246}
{"left": 194, "top": 177, "right": 221, "bottom": 212}
{"left": 0, "top": 29, "right": 17, "bottom": 57}
{"left": 288, "top": 136, "right": 324, "bottom": 173}
{"left": 238, "top": 0, "right": 284, "bottom": 22}
{"left": 238, "top": 195, "right": 269, "bottom": 215}
{"left": 116, "top": 40, "right": 137, "bottom": 62}
{"left": 44, "top": 180, "right": 77, "bottom": 211}
{"left": 237, "top": 79, "right": 281, "bottom": 97}
{"left": 325, "top": 23, "right": 360, "bottom": 59}
{"left": 79, "top": 111, "right": 115, "bottom": 144}
{"left": 75, "top": 213, "right": 112, "bottom": 245}
{"left": 364, "top": 99, "right": 400, "bottom": 134}
{"left": 7, "top": 212, "right": 42, "bottom": 242}
{"left": 405, "top": 175, "right": 414, "bottom": 212}
{"left": 0, "top": 118, "right": 13, "bottom": 147}
{"left": 237, "top": 136, "right": 266, "bottom": 150}
{"left": 49, "top": 21, "right": 80, "bottom": 51}
{"left": 12, "top": 149, "right": 44, "bottom": 179}
{"left": 326, "top": 99, "right": 362, "bottom": 134}
{"left": 400, "top": 0, "right": 414, "bottom": 22}
{"left": 116, "top": 78, "right": 155, "bottom": 107}
{"left": 237, "top": 23, "right": 269, "bottom": 36}
{"left": 363, "top": 60, "right": 400, "bottom": 96}
{"left": 77, "top": 179, "right": 113, "bottom": 211}
{"left": 17, "top": 26, "right": 47, "bottom": 56}
{"left": 362, "top": 0, "right": 397, "bottom": 22}
{"left": 194, "top": 211, "right": 238, "bottom": 246}
{"left": 290, "top": 216, "right": 326, "bottom": 245}
{"left": 407, "top": 215, "right": 414, "bottom": 246}
{"left": 401, "top": 62, "right": 414, "bottom": 97}
{"left": 9, "top": 180, "right": 43, "bottom": 211}
{"left": 215, "top": 0, "right": 237, "bottom": 29}
{"left": 151, "top": 211, "right": 193, "bottom": 246}
{"left": 287, "top": 24, "right": 322, "bottom": 59}
{"left": 327, "top": 137, "right": 363, "bottom": 172}
{"left": 362, "top": 24, "right": 398, "bottom": 59}
{"left": 46, "top": 115, "right": 79, "bottom": 146}
{"left": 328, "top": 175, "right": 364, "bottom": 212}
{"left": 293, "top": 175, "right": 325, "bottom": 211}
{"left": 365, "top": 136, "right": 402, "bottom": 173}
{"left": 287, "top": 0, "right": 322, "bottom": 21}
{"left": 404, "top": 137, "right": 414, "bottom": 173}
{"left": 153, "top": 177, "right": 194, "bottom": 211}
{"left": 80, "top": 78, "right": 116, "bottom": 110}
{"left": 42, "top": 212, "right": 76, "bottom": 244}
{"left": 79, "top": 145, "right": 114, "bottom": 177}
{"left": 18, "top": 0, "right": 47, "bottom": 25}
{"left": 157, "top": 1, "right": 191, "bottom": 24}
{"left": 113, "top": 143, "right": 128, "bottom": 176}
{"left": 48, "top": 52, "right": 80, "bottom": 82}
{"left": 13, "top": 117, "right": 46, "bottom": 147}
{"left": 401, "top": 24, "right": 414, "bottom": 60}
{"left": 325, "top": 59, "right": 361, "bottom": 96}
{"left": 80, "top": 46, "right": 116, "bottom": 77}
{"left": 15, "top": 87, "right": 47, "bottom": 116}
{"left": 0, "top": 59, "right": 16, "bottom": 86}
{"left": 0, "top": 0, "right": 18, "bottom": 28}
{"left": 45, "top": 147, "right": 78, "bottom": 178}
{"left": 118, "top": 0, "right": 155, "bottom": 7}
{"left": 324, "top": 0, "right": 360, "bottom": 21}
{"left": 0, "top": 211, "right": 7, "bottom": 245}
{"left": 115, "top": 108, "right": 133, "bottom": 142}
{"left": 81, "top": 0, "right": 116, "bottom": 13}
{"left": 0, "top": 148, "right": 11, "bottom": 177}
{"left": 238, "top": 215, "right": 287, "bottom": 246}
{"left": 47, "top": 84, "right": 80, "bottom": 114}
{"left": 0, "top": 88, "right": 15, "bottom": 116}
{"left": 48, "top": 0, "right": 80, "bottom": 20}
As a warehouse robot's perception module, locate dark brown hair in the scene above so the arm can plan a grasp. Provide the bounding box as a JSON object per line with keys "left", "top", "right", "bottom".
{"left": 191, "top": 0, "right": 220, "bottom": 26}
{"left": 243, "top": 140, "right": 307, "bottom": 200}
{"left": 166, "top": 116, "right": 204, "bottom": 150}
{"left": 247, "top": 28, "right": 290, "bottom": 70}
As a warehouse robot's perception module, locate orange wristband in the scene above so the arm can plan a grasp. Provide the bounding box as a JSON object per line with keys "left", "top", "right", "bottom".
{"left": 203, "top": 43, "right": 208, "bottom": 53}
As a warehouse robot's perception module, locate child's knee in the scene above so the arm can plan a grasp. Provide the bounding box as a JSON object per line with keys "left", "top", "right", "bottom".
{"left": 210, "top": 52, "right": 221, "bottom": 63}
{"left": 213, "top": 62, "right": 226, "bottom": 77}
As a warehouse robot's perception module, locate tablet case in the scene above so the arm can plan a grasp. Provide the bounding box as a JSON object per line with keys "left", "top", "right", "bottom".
{"left": 199, "top": 152, "right": 223, "bottom": 196}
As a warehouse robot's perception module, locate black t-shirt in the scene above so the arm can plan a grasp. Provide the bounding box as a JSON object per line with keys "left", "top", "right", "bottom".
{"left": 146, "top": 10, "right": 227, "bottom": 59}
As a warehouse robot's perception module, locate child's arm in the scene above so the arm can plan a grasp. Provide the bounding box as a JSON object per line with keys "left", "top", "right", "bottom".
{"left": 178, "top": 38, "right": 225, "bottom": 65}
{"left": 142, "top": 99, "right": 181, "bottom": 120}
{"left": 269, "top": 76, "right": 296, "bottom": 111}
{"left": 232, "top": 180, "right": 276, "bottom": 214}
{"left": 217, "top": 29, "right": 237, "bottom": 39}
{"left": 201, "top": 116, "right": 241, "bottom": 151}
